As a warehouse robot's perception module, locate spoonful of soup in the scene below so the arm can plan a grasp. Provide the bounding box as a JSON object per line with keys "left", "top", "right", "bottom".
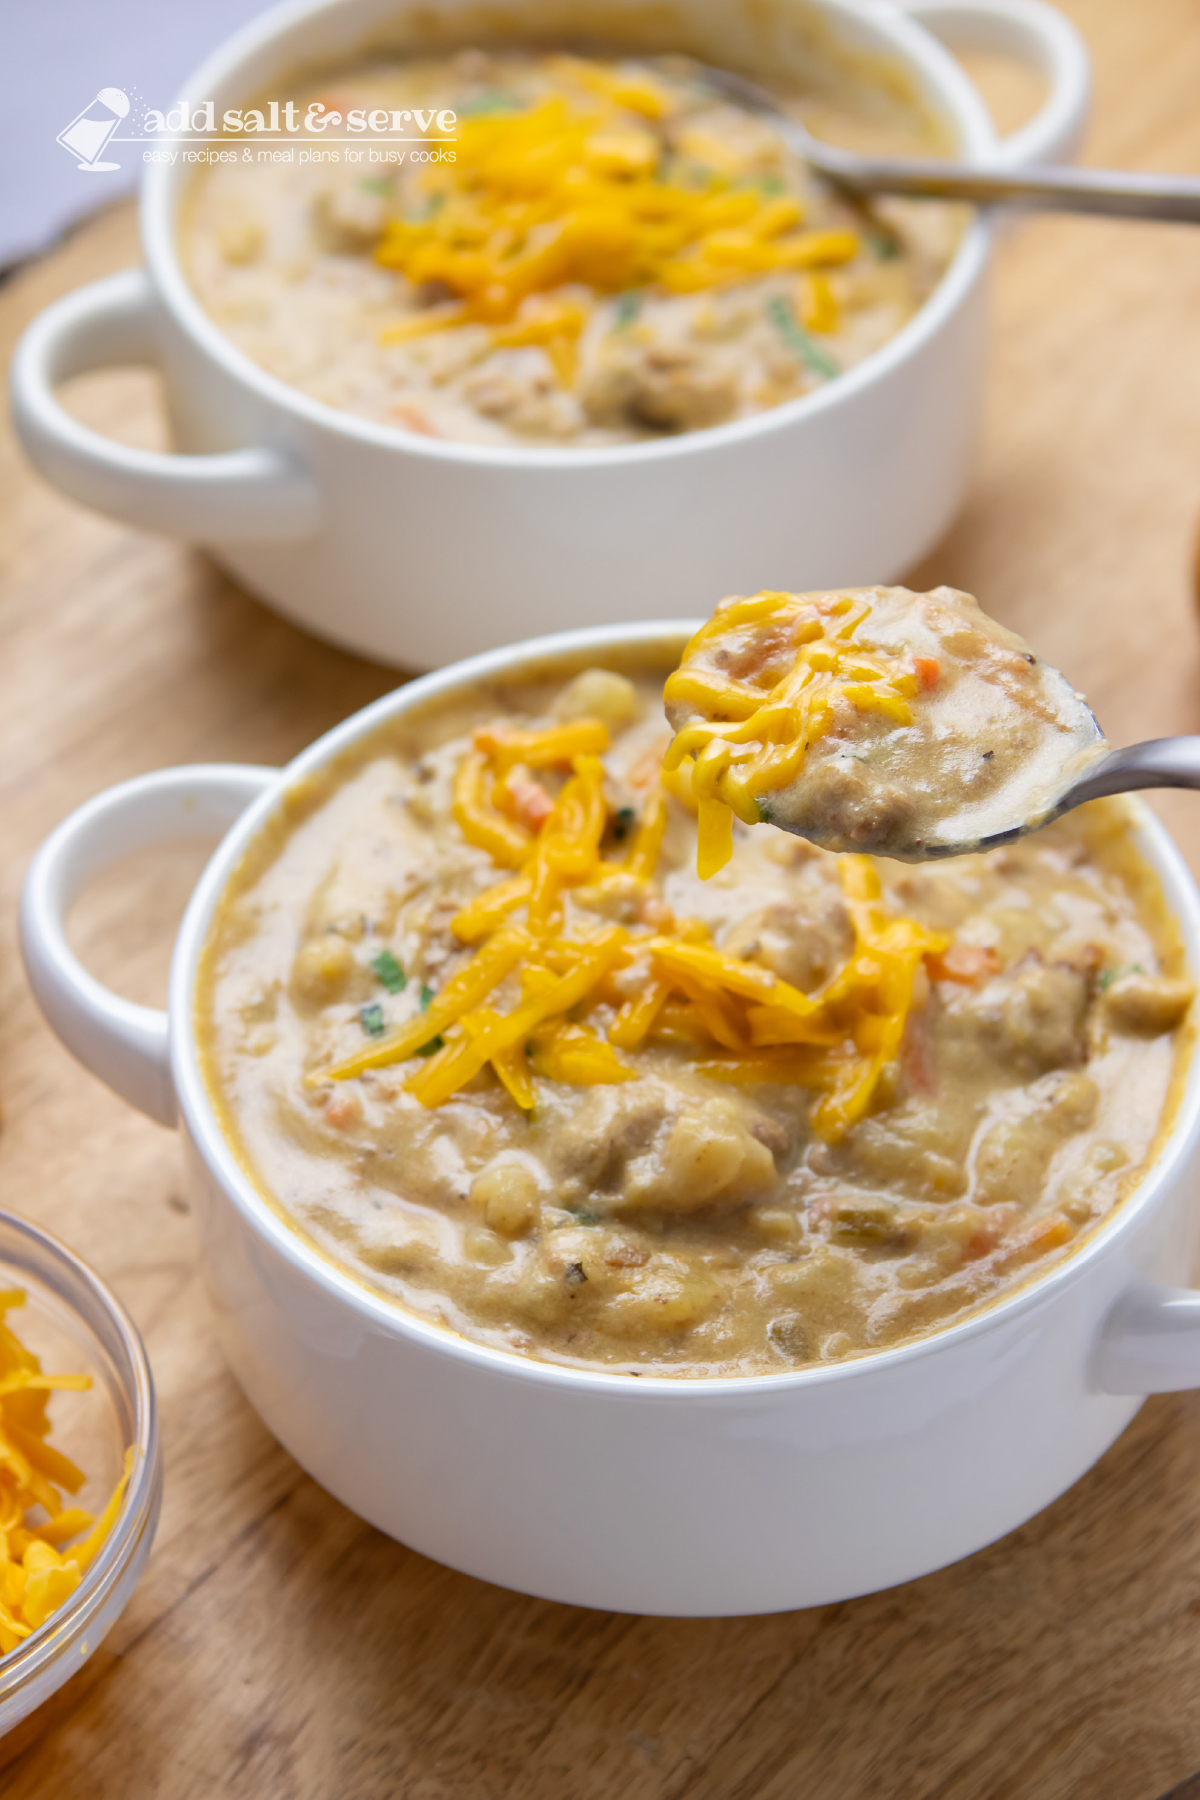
{"left": 664, "top": 585, "right": 1198, "bottom": 870}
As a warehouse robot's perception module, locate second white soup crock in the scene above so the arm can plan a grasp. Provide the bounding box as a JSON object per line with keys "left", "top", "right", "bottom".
{"left": 10, "top": 0, "right": 1089, "bottom": 668}
{"left": 20, "top": 621, "right": 1200, "bottom": 1617}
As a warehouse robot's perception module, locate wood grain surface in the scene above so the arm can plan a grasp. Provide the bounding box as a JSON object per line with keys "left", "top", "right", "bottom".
{"left": 3, "top": 3, "right": 1200, "bottom": 1793}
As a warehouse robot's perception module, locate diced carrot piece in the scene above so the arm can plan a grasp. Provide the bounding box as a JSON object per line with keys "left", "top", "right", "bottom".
{"left": 927, "top": 944, "right": 1001, "bottom": 985}
{"left": 1002, "top": 1216, "right": 1073, "bottom": 1266}
{"left": 495, "top": 767, "right": 555, "bottom": 833}
{"left": 962, "top": 1228, "right": 998, "bottom": 1263}
{"left": 324, "top": 1093, "right": 363, "bottom": 1130}
{"left": 900, "top": 1026, "right": 935, "bottom": 1096}
{"left": 913, "top": 655, "right": 940, "bottom": 691}
{"left": 389, "top": 402, "right": 441, "bottom": 437}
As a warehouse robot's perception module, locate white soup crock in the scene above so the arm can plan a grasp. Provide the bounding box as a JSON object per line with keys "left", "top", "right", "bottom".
{"left": 10, "top": 0, "right": 1089, "bottom": 668}
{"left": 18, "top": 620, "right": 1200, "bottom": 1617}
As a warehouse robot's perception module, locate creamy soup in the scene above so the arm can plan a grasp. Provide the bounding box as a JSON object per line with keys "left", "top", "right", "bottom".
{"left": 196, "top": 655, "right": 1193, "bottom": 1378}
{"left": 665, "top": 586, "right": 1108, "bottom": 868}
{"left": 183, "top": 48, "right": 960, "bottom": 447}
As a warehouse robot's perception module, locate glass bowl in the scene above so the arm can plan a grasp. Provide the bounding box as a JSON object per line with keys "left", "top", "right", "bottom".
{"left": 0, "top": 1209, "right": 161, "bottom": 1734}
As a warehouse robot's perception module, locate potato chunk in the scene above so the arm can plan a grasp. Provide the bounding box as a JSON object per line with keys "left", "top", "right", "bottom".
{"left": 581, "top": 340, "right": 740, "bottom": 432}
{"left": 1101, "top": 973, "right": 1193, "bottom": 1036}
{"left": 721, "top": 898, "right": 853, "bottom": 994}
{"left": 958, "top": 959, "right": 1088, "bottom": 1075}
{"left": 312, "top": 180, "right": 389, "bottom": 251}
{"left": 470, "top": 1158, "right": 542, "bottom": 1237}
{"left": 291, "top": 933, "right": 356, "bottom": 1006}
{"left": 970, "top": 1071, "right": 1097, "bottom": 1207}
{"left": 552, "top": 668, "right": 637, "bottom": 730}
{"left": 621, "top": 1102, "right": 779, "bottom": 1213}
{"left": 214, "top": 206, "right": 263, "bottom": 265}
{"left": 604, "top": 1261, "right": 720, "bottom": 1333}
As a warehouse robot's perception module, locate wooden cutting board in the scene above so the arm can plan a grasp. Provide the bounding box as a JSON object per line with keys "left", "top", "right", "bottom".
{"left": 4, "top": 2, "right": 1200, "bottom": 1792}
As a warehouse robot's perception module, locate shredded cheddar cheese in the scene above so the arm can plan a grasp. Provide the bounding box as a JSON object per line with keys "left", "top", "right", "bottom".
{"left": 309, "top": 708, "right": 950, "bottom": 1139}
{"left": 0, "top": 1291, "right": 133, "bottom": 1656}
{"left": 664, "top": 591, "right": 924, "bottom": 878}
{"left": 800, "top": 270, "right": 838, "bottom": 334}
{"left": 374, "top": 67, "right": 859, "bottom": 354}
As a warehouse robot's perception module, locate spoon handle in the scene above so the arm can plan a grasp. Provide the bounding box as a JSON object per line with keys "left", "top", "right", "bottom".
{"left": 1064, "top": 739, "right": 1200, "bottom": 806}
{"left": 681, "top": 60, "right": 1200, "bottom": 226}
{"left": 804, "top": 152, "right": 1200, "bottom": 225}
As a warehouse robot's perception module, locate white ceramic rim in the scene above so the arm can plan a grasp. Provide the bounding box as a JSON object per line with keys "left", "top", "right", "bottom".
{"left": 170, "top": 619, "right": 1200, "bottom": 1398}
{"left": 141, "top": 0, "right": 998, "bottom": 470}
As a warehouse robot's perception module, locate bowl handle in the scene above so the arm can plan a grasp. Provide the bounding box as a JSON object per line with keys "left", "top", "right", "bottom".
{"left": 894, "top": 0, "right": 1092, "bottom": 169}
{"left": 1093, "top": 1282, "right": 1200, "bottom": 1394}
{"left": 9, "top": 268, "right": 321, "bottom": 541}
{"left": 20, "top": 765, "right": 276, "bottom": 1127}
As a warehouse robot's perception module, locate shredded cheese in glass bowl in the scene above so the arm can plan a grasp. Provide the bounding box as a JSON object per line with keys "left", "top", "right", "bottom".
{"left": 0, "top": 1211, "right": 160, "bottom": 1734}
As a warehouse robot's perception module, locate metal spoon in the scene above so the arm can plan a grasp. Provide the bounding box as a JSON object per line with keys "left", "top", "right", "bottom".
{"left": 965, "top": 738, "right": 1200, "bottom": 855}
{"left": 754, "top": 690, "right": 1200, "bottom": 862}
{"left": 680, "top": 60, "right": 1200, "bottom": 225}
